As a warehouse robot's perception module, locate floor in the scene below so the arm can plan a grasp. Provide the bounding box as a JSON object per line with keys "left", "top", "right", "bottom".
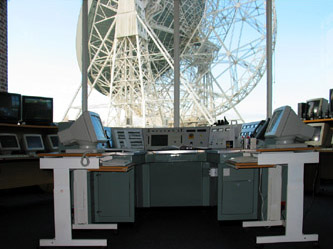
{"left": 0, "top": 184, "right": 332, "bottom": 249}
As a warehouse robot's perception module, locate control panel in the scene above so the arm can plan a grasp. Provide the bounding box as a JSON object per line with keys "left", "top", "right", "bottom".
{"left": 143, "top": 127, "right": 210, "bottom": 150}
{"left": 208, "top": 124, "right": 242, "bottom": 149}
{"left": 111, "top": 128, "right": 144, "bottom": 150}
{"left": 143, "top": 128, "right": 182, "bottom": 150}
{"left": 181, "top": 127, "right": 210, "bottom": 148}
{"left": 240, "top": 121, "right": 262, "bottom": 138}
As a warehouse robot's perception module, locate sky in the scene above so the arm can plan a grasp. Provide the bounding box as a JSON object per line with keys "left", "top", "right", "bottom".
{"left": 7, "top": 0, "right": 333, "bottom": 124}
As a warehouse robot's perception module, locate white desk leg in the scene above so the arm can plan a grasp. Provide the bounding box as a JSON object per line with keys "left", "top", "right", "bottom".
{"left": 243, "top": 166, "right": 284, "bottom": 228}
{"left": 257, "top": 160, "right": 318, "bottom": 244}
{"left": 72, "top": 170, "right": 117, "bottom": 230}
{"left": 40, "top": 169, "right": 107, "bottom": 247}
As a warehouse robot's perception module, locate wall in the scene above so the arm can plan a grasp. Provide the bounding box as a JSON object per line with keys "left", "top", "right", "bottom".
{"left": 0, "top": 0, "right": 8, "bottom": 92}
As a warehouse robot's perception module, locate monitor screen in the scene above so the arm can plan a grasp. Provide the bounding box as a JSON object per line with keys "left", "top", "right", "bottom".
{"left": 90, "top": 113, "right": 107, "bottom": 141}
{"left": 0, "top": 92, "right": 21, "bottom": 124}
{"left": 0, "top": 134, "right": 20, "bottom": 151}
{"left": 312, "top": 127, "right": 321, "bottom": 142}
{"left": 307, "top": 100, "right": 320, "bottom": 117}
{"left": 266, "top": 110, "right": 283, "bottom": 135}
{"left": 305, "top": 123, "right": 331, "bottom": 147}
{"left": 23, "top": 134, "right": 44, "bottom": 151}
{"left": 151, "top": 135, "right": 168, "bottom": 146}
{"left": 47, "top": 134, "right": 59, "bottom": 149}
{"left": 306, "top": 98, "right": 328, "bottom": 119}
{"left": 22, "top": 96, "right": 53, "bottom": 125}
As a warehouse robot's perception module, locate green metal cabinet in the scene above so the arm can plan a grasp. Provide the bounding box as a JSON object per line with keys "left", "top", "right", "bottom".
{"left": 91, "top": 168, "right": 135, "bottom": 223}
{"left": 136, "top": 150, "right": 212, "bottom": 207}
{"left": 207, "top": 150, "right": 259, "bottom": 221}
{"left": 88, "top": 152, "right": 145, "bottom": 223}
{"left": 150, "top": 161, "right": 204, "bottom": 206}
{"left": 218, "top": 164, "right": 259, "bottom": 220}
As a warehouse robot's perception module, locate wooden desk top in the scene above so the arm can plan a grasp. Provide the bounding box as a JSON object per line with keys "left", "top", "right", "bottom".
{"left": 304, "top": 118, "right": 333, "bottom": 123}
{"left": 88, "top": 163, "right": 134, "bottom": 172}
{"left": 228, "top": 163, "right": 275, "bottom": 169}
{"left": 316, "top": 148, "right": 333, "bottom": 153}
{"left": 38, "top": 152, "right": 105, "bottom": 157}
{"left": 226, "top": 156, "right": 275, "bottom": 169}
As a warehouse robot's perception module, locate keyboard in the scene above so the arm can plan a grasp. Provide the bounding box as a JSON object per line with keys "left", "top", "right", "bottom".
{"left": 101, "top": 158, "right": 131, "bottom": 166}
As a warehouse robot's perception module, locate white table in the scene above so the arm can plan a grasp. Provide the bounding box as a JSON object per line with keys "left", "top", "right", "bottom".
{"left": 39, "top": 154, "right": 117, "bottom": 247}
{"left": 243, "top": 150, "right": 319, "bottom": 244}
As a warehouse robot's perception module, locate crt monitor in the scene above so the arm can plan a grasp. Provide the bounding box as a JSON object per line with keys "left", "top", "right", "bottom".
{"left": 47, "top": 134, "right": 59, "bottom": 150}
{"left": 0, "top": 134, "right": 21, "bottom": 153}
{"left": 23, "top": 134, "right": 45, "bottom": 152}
{"left": 0, "top": 92, "right": 21, "bottom": 124}
{"left": 58, "top": 111, "right": 108, "bottom": 152}
{"left": 265, "top": 106, "right": 315, "bottom": 147}
{"left": 305, "top": 123, "right": 331, "bottom": 147}
{"left": 22, "top": 95, "right": 53, "bottom": 125}
{"left": 306, "top": 98, "right": 328, "bottom": 119}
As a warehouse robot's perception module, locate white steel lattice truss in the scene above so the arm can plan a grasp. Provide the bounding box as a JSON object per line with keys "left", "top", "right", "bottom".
{"left": 64, "top": 0, "right": 277, "bottom": 127}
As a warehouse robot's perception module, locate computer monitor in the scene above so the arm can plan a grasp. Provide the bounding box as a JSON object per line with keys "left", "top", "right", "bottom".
{"left": 22, "top": 95, "right": 53, "bottom": 125}
{"left": 0, "top": 133, "right": 21, "bottom": 153}
{"left": 306, "top": 98, "right": 328, "bottom": 119}
{"left": 305, "top": 123, "right": 331, "bottom": 147}
{"left": 23, "top": 134, "right": 45, "bottom": 152}
{"left": 265, "top": 106, "right": 315, "bottom": 147}
{"left": 0, "top": 92, "right": 21, "bottom": 124}
{"left": 47, "top": 134, "right": 59, "bottom": 150}
{"left": 58, "top": 111, "right": 108, "bottom": 152}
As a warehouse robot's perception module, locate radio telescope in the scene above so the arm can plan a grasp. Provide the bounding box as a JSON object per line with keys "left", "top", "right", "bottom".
{"left": 64, "top": 0, "right": 276, "bottom": 127}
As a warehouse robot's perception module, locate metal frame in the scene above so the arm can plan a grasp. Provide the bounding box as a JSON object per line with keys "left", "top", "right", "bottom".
{"left": 244, "top": 151, "right": 319, "bottom": 244}
{"left": 39, "top": 157, "right": 115, "bottom": 247}
{"left": 64, "top": 0, "right": 277, "bottom": 127}
{"left": 72, "top": 170, "right": 118, "bottom": 230}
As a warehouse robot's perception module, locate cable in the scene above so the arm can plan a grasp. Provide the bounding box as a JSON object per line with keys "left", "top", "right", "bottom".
{"left": 80, "top": 152, "right": 91, "bottom": 167}
{"left": 258, "top": 168, "right": 265, "bottom": 221}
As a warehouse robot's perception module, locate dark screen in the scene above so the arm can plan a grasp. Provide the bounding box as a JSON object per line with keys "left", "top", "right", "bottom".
{"left": 307, "top": 100, "right": 320, "bottom": 118}
{"left": 310, "top": 126, "right": 321, "bottom": 142}
{"left": 151, "top": 135, "right": 168, "bottom": 146}
{"left": 26, "top": 136, "right": 43, "bottom": 149}
{"left": 0, "top": 92, "right": 21, "bottom": 124}
{"left": 50, "top": 136, "right": 59, "bottom": 148}
{"left": 0, "top": 135, "right": 19, "bottom": 149}
{"left": 22, "top": 96, "right": 53, "bottom": 125}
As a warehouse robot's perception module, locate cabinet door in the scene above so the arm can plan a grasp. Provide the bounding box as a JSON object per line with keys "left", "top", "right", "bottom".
{"left": 150, "top": 162, "right": 203, "bottom": 206}
{"left": 222, "top": 178, "right": 255, "bottom": 214}
{"left": 93, "top": 170, "right": 134, "bottom": 222}
{"left": 218, "top": 166, "right": 258, "bottom": 220}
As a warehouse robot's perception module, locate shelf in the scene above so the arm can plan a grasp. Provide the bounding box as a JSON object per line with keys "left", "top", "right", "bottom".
{"left": 0, "top": 123, "right": 58, "bottom": 129}
{"left": 303, "top": 118, "right": 333, "bottom": 123}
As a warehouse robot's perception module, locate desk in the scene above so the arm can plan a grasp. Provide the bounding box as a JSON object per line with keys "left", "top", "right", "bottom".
{"left": 39, "top": 153, "right": 116, "bottom": 247}
{"left": 243, "top": 149, "right": 319, "bottom": 244}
